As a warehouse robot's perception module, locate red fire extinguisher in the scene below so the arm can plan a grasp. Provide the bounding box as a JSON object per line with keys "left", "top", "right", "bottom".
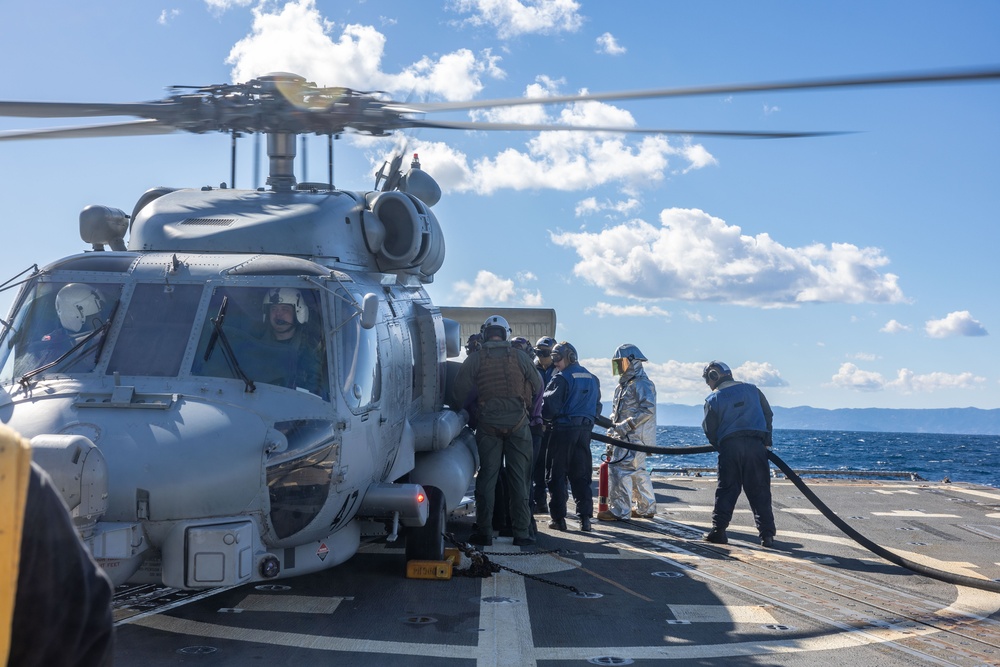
{"left": 598, "top": 458, "right": 609, "bottom": 514}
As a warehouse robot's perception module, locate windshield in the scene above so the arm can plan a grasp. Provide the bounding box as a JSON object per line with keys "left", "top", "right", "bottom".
{"left": 191, "top": 285, "right": 329, "bottom": 399}
{"left": 106, "top": 283, "right": 203, "bottom": 377}
{"left": 0, "top": 280, "right": 124, "bottom": 384}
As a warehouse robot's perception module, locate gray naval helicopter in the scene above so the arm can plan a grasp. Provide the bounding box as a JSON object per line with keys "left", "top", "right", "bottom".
{"left": 1, "top": 68, "right": 998, "bottom": 591}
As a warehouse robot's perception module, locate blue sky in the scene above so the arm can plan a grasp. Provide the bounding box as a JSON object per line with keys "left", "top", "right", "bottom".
{"left": 1, "top": 1, "right": 998, "bottom": 410}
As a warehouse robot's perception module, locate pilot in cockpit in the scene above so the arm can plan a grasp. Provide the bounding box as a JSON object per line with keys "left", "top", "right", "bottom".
{"left": 259, "top": 287, "right": 324, "bottom": 395}
{"left": 34, "top": 283, "right": 108, "bottom": 363}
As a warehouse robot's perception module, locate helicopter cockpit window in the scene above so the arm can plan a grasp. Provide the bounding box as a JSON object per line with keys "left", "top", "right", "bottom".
{"left": 336, "top": 290, "right": 380, "bottom": 412}
{"left": 191, "top": 286, "right": 329, "bottom": 399}
{"left": 0, "top": 280, "right": 124, "bottom": 384}
{"left": 105, "top": 283, "right": 202, "bottom": 377}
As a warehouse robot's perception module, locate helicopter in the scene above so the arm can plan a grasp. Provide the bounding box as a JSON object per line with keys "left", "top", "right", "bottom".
{"left": 1, "top": 68, "right": 998, "bottom": 590}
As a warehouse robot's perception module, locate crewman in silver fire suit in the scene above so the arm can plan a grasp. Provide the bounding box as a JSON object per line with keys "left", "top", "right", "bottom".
{"left": 597, "top": 344, "right": 658, "bottom": 521}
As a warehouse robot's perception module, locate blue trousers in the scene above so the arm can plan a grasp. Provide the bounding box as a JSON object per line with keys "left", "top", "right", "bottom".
{"left": 545, "top": 425, "right": 594, "bottom": 521}
{"left": 712, "top": 434, "right": 776, "bottom": 537}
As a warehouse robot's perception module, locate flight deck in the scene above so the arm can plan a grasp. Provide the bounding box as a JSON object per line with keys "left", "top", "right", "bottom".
{"left": 111, "top": 473, "right": 1000, "bottom": 666}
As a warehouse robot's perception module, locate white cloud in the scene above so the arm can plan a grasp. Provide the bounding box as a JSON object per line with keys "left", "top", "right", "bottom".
{"left": 831, "top": 362, "right": 986, "bottom": 393}
{"left": 226, "top": 0, "right": 502, "bottom": 101}
{"left": 574, "top": 197, "right": 641, "bottom": 217}
{"left": 888, "top": 369, "right": 986, "bottom": 393}
{"left": 551, "top": 207, "right": 907, "bottom": 307}
{"left": 583, "top": 302, "right": 671, "bottom": 318}
{"left": 226, "top": 9, "right": 705, "bottom": 196}
{"left": 880, "top": 319, "right": 911, "bottom": 334}
{"left": 158, "top": 8, "right": 181, "bottom": 25}
{"left": 848, "top": 352, "right": 878, "bottom": 361}
{"left": 831, "top": 362, "right": 885, "bottom": 392}
{"left": 452, "top": 269, "right": 543, "bottom": 306}
{"left": 584, "top": 358, "right": 708, "bottom": 401}
{"left": 403, "top": 130, "right": 707, "bottom": 195}
{"left": 595, "top": 32, "right": 626, "bottom": 55}
{"left": 204, "top": 0, "right": 252, "bottom": 11}
{"left": 924, "top": 311, "right": 988, "bottom": 338}
{"left": 683, "top": 310, "right": 715, "bottom": 323}
{"left": 679, "top": 141, "right": 719, "bottom": 172}
{"left": 451, "top": 0, "right": 584, "bottom": 39}
{"left": 732, "top": 361, "right": 788, "bottom": 387}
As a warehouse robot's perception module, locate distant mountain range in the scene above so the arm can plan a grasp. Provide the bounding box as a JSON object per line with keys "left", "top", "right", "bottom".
{"left": 657, "top": 404, "right": 1000, "bottom": 436}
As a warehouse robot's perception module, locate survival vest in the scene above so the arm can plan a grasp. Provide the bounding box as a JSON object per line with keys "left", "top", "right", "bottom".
{"left": 475, "top": 345, "right": 535, "bottom": 411}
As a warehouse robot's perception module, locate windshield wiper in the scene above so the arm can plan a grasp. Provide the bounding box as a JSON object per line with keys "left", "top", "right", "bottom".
{"left": 205, "top": 296, "right": 256, "bottom": 393}
{"left": 19, "top": 317, "right": 112, "bottom": 389}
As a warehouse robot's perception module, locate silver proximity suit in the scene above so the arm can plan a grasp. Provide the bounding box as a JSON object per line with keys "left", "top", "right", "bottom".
{"left": 606, "top": 360, "right": 657, "bottom": 518}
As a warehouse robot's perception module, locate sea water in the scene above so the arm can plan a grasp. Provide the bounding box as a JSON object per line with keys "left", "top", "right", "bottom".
{"left": 590, "top": 426, "right": 1000, "bottom": 489}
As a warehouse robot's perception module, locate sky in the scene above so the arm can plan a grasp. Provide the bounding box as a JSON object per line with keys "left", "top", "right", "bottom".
{"left": 0, "top": 0, "right": 998, "bottom": 410}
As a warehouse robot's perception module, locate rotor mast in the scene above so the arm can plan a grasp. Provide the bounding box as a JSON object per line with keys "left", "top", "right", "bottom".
{"left": 266, "top": 132, "right": 297, "bottom": 191}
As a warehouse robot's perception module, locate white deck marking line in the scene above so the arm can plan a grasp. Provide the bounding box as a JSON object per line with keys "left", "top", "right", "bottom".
{"left": 130, "top": 604, "right": 955, "bottom": 664}
{"left": 870, "top": 510, "right": 960, "bottom": 518}
{"left": 945, "top": 487, "right": 1000, "bottom": 501}
{"left": 229, "top": 594, "right": 345, "bottom": 614}
{"left": 667, "top": 605, "right": 778, "bottom": 624}
{"left": 476, "top": 568, "right": 534, "bottom": 667}
{"left": 134, "top": 613, "right": 472, "bottom": 658}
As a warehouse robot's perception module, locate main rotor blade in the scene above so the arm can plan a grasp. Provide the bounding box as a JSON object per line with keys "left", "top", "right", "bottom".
{"left": 0, "top": 119, "right": 179, "bottom": 142}
{"left": 407, "top": 118, "right": 849, "bottom": 139}
{"left": 410, "top": 66, "right": 1000, "bottom": 113}
{"left": 0, "top": 101, "right": 161, "bottom": 119}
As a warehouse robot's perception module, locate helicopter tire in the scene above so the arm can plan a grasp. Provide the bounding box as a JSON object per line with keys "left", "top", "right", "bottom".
{"left": 405, "top": 485, "right": 445, "bottom": 562}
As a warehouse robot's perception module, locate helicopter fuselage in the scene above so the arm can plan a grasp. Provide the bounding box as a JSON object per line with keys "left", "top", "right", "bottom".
{"left": 0, "top": 182, "right": 475, "bottom": 589}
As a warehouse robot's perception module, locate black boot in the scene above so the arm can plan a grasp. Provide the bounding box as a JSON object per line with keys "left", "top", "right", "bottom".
{"left": 703, "top": 527, "right": 728, "bottom": 544}
{"left": 547, "top": 518, "right": 567, "bottom": 531}
{"left": 580, "top": 516, "right": 592, "bottom": 532}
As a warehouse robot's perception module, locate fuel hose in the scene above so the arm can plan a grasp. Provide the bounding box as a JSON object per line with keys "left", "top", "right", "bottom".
{"left": 591, "top": 429, "right": 1000, "bottom": 594}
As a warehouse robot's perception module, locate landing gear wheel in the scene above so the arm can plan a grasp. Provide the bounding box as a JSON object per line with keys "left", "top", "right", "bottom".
{"left": 405, "top": 485, "right": 445, "bottom": 562}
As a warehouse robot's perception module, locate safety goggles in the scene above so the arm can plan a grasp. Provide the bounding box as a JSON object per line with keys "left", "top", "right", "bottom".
{"left": 534, "top": 349, "right": 551, "bottom": 358}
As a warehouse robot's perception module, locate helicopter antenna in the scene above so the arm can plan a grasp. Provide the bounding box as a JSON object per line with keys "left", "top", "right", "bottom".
{"left": 327, "top": 134, "right": 334, "bottom": 189}
{"left": 230, "top": 131, "right": 238, "bottom": 188}
{"left": 301, "top": 135, "right": 308, "bottom": 183}
{"left": 253, "top": 133, "right": 261, "bottom": 190}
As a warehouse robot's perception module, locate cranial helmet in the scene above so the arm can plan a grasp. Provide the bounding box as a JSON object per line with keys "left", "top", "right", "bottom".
{"left": 481, "top": 314, "right": 511, "bottom": 341}
{"left": 262, "top": 287, "right": 309, "bottom": 325}
{"left": 550, "top": 341, "right": 578, "bottom": 365}
{"left": 55, "top": 283, "right": 106, "bottom": 333}
{"left": 702, "top": 360, "right": 733, "bottom": 386}
{"left": 510, "top": 336, "right": 534, "bottom": 358}
{"left": 465, "top": 332, "right": 484, "bottom": 355}
{"left": 534, "top": 336, "right": 556, "bottom": 351}
{"left": 612, "top": 343, "right": 646, "bottom": 376}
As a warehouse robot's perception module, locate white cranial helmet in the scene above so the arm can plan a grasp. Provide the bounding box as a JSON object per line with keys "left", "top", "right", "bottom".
{"left": 262, "top": 287, "right": 309, "bottom": 325}
{"left": 480, "top": 315, "right": 511, "bottom": 341}
{"left": 55, "top": 283, "right": 105, "bottom": 333}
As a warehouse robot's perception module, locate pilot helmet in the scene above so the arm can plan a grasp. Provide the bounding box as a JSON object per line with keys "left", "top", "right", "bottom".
{"left": 550, "top": 341, "right": 578, "bottom": 365}
{"left": 510, "top": 336, "right": 534, "bottom": 358}
{"left": 55, "top": 283, "right": 106, "bottom": 333}
{"left": 262, "top": 287, "right": 309, "bottom": 325}
{"left": 612, "top": 343, "right": 647, "bottom": 376}
{"left": 481, "top": 315, "right": 511, "bottom": 341}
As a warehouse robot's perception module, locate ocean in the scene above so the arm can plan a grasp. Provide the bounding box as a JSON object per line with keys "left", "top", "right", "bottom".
{"left": 591, "top": 426, "right": 1000, "bottom": 489}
